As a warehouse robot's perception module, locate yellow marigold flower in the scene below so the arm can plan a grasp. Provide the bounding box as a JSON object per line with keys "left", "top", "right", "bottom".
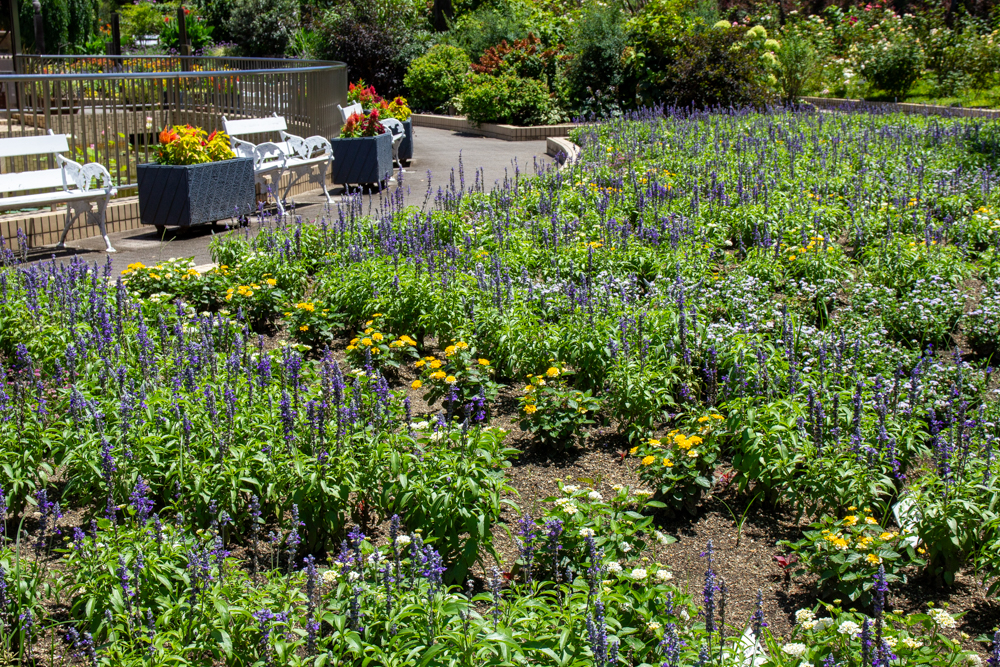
{"left": 629, "top": 446, "right": 639, "bottom": 455}
{"left": 445, "top": 375, "right": 457, "bottom": 384}
{"left": 372, "top": 313, "right": 382, "bottom": 318}
{"left": 430, "top": 360, "right": 443, "bottom": 369}
{"left": 424, "top": 356, "right": 435, "bottom": 361}
{"left": 373, "top": 332, "right": 384, "bottom": 342}
{"left": 299, "top": 325, "right": 309, "bottom": 332}
{"left": 350, "top": 338, "right": 360, "bottom": 345}
{"left": 866, "top": 554, "right": 883, "bottom": 565}
{"left": 648, "top": 439, "right": 661, "bottom": 446}
{"left": 364, "top": 327, "right": 373, "bottom": 334}
{"left": 411, "top": 380, "right": 422, "bottom": 389}
{"left": 676, "top": 439, "right": 692, "bottom": 450}
{"left": 478, "top": 358, "right": 490, "bottom": 366}
{"left": 524, "top": 404, "right": 537, "bottom": 414}
{"left": 698, "top": 416, "right": 710, "bottom": 423}
{"left": 445, "top": 345, "right": 457, "bottom": 356}
{"left": 546, "top": 367, "right": 560, "bottom": 378}
{"left": 663, "top": 458, "right": 674, "bottom": 467}
{"left": 455, "top": 341, "right": 468, "bottom": 349}
{"left": 711, "top": 414, "right": 723, "bottom": 420}
{"left": 266, "top": 278, "right": 277, "bottom": 287}
{"left": 415, "top": 360, "right": 426, "bottom": 368}
{"left": 641, "top": 456, "right": 656, "bottom": 466}
{"left": 673, "top": 433, "right": 686, "bottom": 444}
{"left": 686, "top": 435, "right": 703, "bottom": 445}
{"left": 430, "top": 371, "right": 446, "bottom": 380}
{"left": 346, "top": 345, "right": 356, "bottom": 351}
{"left": 361, "top": 338, "right": 372, "bottom": 346}
{"left": 848, "top": 506, "right": 857, "bottom": 511}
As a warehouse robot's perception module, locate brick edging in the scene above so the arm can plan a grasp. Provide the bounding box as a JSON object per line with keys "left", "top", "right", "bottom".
{"left": 802, "top": 96, "right": 1000, "bottom": 120}
{"left": 411, "top": 114, "right": 578, "bottom": 141}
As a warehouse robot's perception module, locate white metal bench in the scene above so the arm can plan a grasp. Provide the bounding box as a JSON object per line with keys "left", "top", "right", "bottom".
{"left": 0, "top": 131, "right": 117, "bottom": 252}
{"left": 337, "top": 102, "right": 363, "bottom": 124}
{"left": 221, "top": 114, "right": 332, "bottom": 216}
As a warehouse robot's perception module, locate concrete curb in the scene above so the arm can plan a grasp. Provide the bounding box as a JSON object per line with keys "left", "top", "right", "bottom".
{"left": 412, "top": 113, "right": 577, "bottom": 141}
{"left": 802, "top": 96, "right": 1000, "bottom": 120}
{"left": 545, "top": 137, "right": 581, "bottom": 168}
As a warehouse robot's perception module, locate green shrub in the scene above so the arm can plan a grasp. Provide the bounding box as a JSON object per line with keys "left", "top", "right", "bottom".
{"left": 459, "top": 74, "right": 555, "bottom": 125}
{"left": 629, "top": 26, "right": 774, "bottom": 109}
{"left": 161, "top": 10, "right": 214, "bottom": 50}
{"left": 19, "top": 0, "right": 70, "bottom": 53}
{"left": 119, "top": 2, "right": 169, "bottom": 47}
{"left": 226, "top": 0, "right": 298, "bottom": 56}
{"left": 852, "top": 36, "right": 924, "bottom": 98}
{"left": 565, "top": 1, "right": 627, "bottom": 109}
{"left": 446, "top": 0, "right": 567, "bottom": 60}
{"left": 196, "top": 0, "right": 236, "bottom": 44}
{"left": 774, "top": 32, "right": 818, "bottom": 103}
{"left": 404, "top": 44, "right": 471, "bottom": 111}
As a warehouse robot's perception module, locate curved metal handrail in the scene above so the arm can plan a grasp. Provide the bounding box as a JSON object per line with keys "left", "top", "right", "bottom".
{"left": 0, "top": 62, "right": 347, "bottom": 82}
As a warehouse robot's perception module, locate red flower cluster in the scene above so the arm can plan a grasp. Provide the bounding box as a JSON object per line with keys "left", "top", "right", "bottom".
{"left": 340, "top": 110, "right": 386, "bottom": 138}
{"left": 348, "top": 80, "right": 383, "bottom": 106}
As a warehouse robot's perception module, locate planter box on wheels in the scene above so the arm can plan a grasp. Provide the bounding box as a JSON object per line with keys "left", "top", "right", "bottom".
{"left": 137, "top": 158, "right": 255, "bottom": 231}
{"left": 330, "top": 132, "right": 393, "bottom": 187}
{"left": 399, "top": 119, "right": 413, "bottom": 163}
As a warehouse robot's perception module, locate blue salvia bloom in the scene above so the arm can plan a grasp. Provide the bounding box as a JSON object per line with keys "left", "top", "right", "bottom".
{"left": 130, "top": 476, "right": 154, "bottom": 525}
{"left": 660, "top": 622, "right": 680, "bottom": 667}
{"left": 586, "top": 597, "right": 609, "bottom": 666}
{"left": 145, "top": 610, "right": 155, "bottom": 656}
{"left": 751, "top": 588, "right": 767, "bottom": 640}
{"left": 117, "top": 555, "right": 134, "bottom": 614}
{"left": 987, "top": 630, "right": 1000, "bottom": 667}
{"left": 861, "top": 617, "right": 872, "bottom": 667}
{"left": 286, "top": 504, "right": 303, "bottom": 571}
{"left": 488, "top": 566, "right": 503, "bottom": 630}
{"left": 253, "top": 609, "right": 277, "bottom": 667}
{"left": 544, "top": 518, "right": 563, "bottom": 580}
{"left": 695, "top": 642, "right": 711, "bottom": 667}
{"left": 702, "top": 540, "right": 718, "bottom": 635}
{"left": 0, "top": 484, "right": 6, "bottom": 538}
{"left": 517, "top": 512, "right": 538, "bottom": 585}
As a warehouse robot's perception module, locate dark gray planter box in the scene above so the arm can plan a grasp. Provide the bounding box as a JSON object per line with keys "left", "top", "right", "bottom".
{"left": 399, "top": 119, "right": 413, "bottom": 162}
{"left": 330, "top": 132, "right": 393, "bottom": 186}
{"left": 138, "top": 158, "right": 255, "bottom": 228}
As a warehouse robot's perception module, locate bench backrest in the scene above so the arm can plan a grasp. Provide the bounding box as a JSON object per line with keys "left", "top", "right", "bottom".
{"left": 222, "top": 115, "right": 288, "bottom": 138}
{"left": 0, "top": 132, "right": 71, "bottom": 194}
{"left": 0, "top": 133, "right": 69, "bottom": 159}
{"left": 338, "top": 102, "right": 363, "bottom": 123}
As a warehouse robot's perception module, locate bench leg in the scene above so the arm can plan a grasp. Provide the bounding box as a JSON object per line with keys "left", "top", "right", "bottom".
{"left": 319, "top": 158, "right": 332, "bottom": 207}
{"left": 57, "top": 195, "right": 115, "bottom": 253}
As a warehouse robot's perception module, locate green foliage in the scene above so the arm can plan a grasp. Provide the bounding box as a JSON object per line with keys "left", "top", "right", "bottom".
{"left": 226, "top": 0, "right": 298, "bottom": 56}
{"left": 404, "top": 44, "right": 472, "bottom": 110}
{"left": 627, "top": 22, "right": 775, "bottom": 108}
{"left": 118, "top": 1, "right": 170, "bottom": 46}
{"left": 775, "top": 32, "right": 819, "bottom": 103}
{"left": 852, "top": 35, "right": 925, "bottom": 98}
{"left": 565, "top": 1, "right": 627, "bottom": 108}
{"left": 780, "top": 512, "right": 924, "bottom": 604}
{"left": 517, "top": 363, "right": 602, "bottom": 449}
{"left": 459, "top": 73, "right": 558, "bottom": 125}
{"left": 629, "top": 415, "right": 724, "bottom": 513}
{"left": 445, "top": 0, "right": 567, "bottom": 60}
{"left": 19, "top": 0, "right": 70, "bottom": 53}
{"left": 160, "top": 9, "right": 214, "bottom": 50}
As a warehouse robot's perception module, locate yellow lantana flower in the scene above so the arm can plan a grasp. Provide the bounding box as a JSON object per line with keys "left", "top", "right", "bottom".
{"left": 641, "top": 456, "right": 656, "bottom": 466}
{"left": 524, "top": 404, "right": 537, "bottom": 414}
{"left": 478, "top": 358, "right": 490, "bottom": 366}
{"left": 445, "top": 375, "right": 457, "bottom": 383}
{"left": 546, "top": 367, "right": 560, "bottom": 378}
{"left": 411, "top": 380, "right": 422, "bottom": 389}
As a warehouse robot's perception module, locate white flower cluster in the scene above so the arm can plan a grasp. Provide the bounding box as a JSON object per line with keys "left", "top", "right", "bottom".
{"left": 837, "top": 621, "right": 862, "bottom": 638}
{"left": 554, "top": 497, "right": 578, "bottom": 514}
{"left": 782, "top": 643, "right": 807, "bottom": 657}
{"left": 655, "top": 569, "right": 672, "bottom": 583}
{"left": 928, "top": 608, "right": 956, "bottom": 629}
{"left": 606, "top": 561, "right": 623, "bottom": 575}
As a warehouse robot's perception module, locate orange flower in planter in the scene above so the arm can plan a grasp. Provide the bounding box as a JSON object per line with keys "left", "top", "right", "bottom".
{"left": 159, "top": 127, "right": 179, "bottom": 144}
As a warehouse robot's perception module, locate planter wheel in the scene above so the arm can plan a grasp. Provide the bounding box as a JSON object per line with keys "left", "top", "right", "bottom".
{"left": 154, "top": 225, "right": 166, "bottom": 236}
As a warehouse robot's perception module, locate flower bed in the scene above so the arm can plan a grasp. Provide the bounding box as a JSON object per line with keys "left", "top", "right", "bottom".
{"left": 2, "top": 106, "right": 1000, "bottom": 665}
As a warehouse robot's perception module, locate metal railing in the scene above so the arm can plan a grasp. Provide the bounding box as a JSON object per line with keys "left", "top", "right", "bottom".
{"left": 0, "top": 56, "right": 348, "bottom": 190}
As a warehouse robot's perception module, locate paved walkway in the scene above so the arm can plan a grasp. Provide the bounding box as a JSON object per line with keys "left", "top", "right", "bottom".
{"left": 23, "top": 127, "right": 552, "bottom": 271}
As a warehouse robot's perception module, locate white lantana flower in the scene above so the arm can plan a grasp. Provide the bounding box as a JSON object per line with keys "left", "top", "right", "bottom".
{"left": 588, "top": 491, "right": 603, "bottom": 501}
{"left": 838, "top": 621, "right": 861, "bottom": 638}
{"left": 606, "top": 561, "right": 623, "bottom": 575}
{"left": 655, "top": 569, "right": 673, "bottom": 583}
{"left": 928, "top": 608, "right": 956, "bottom": 629}
{"left": 579, "top": 527, "right": 596, "bottom": 538}
{"left": 630, "top": 568, "right": 647, "bottom": 580}
{"left": 782, "top": 643, "right": 807, "bottom": 657}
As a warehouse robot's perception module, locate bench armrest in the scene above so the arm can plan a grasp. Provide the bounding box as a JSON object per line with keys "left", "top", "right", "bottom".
{"left": 230, "top": 136, "right": 259, "bottom": 160}
{"left": 280, "top": 131, "right": 332, "bottom": 160}
{"left": 253, "top": 142, "right": 288, "bottom": 172}
{"left": 57, "top": 155, "right": 117, "bottom": 195}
